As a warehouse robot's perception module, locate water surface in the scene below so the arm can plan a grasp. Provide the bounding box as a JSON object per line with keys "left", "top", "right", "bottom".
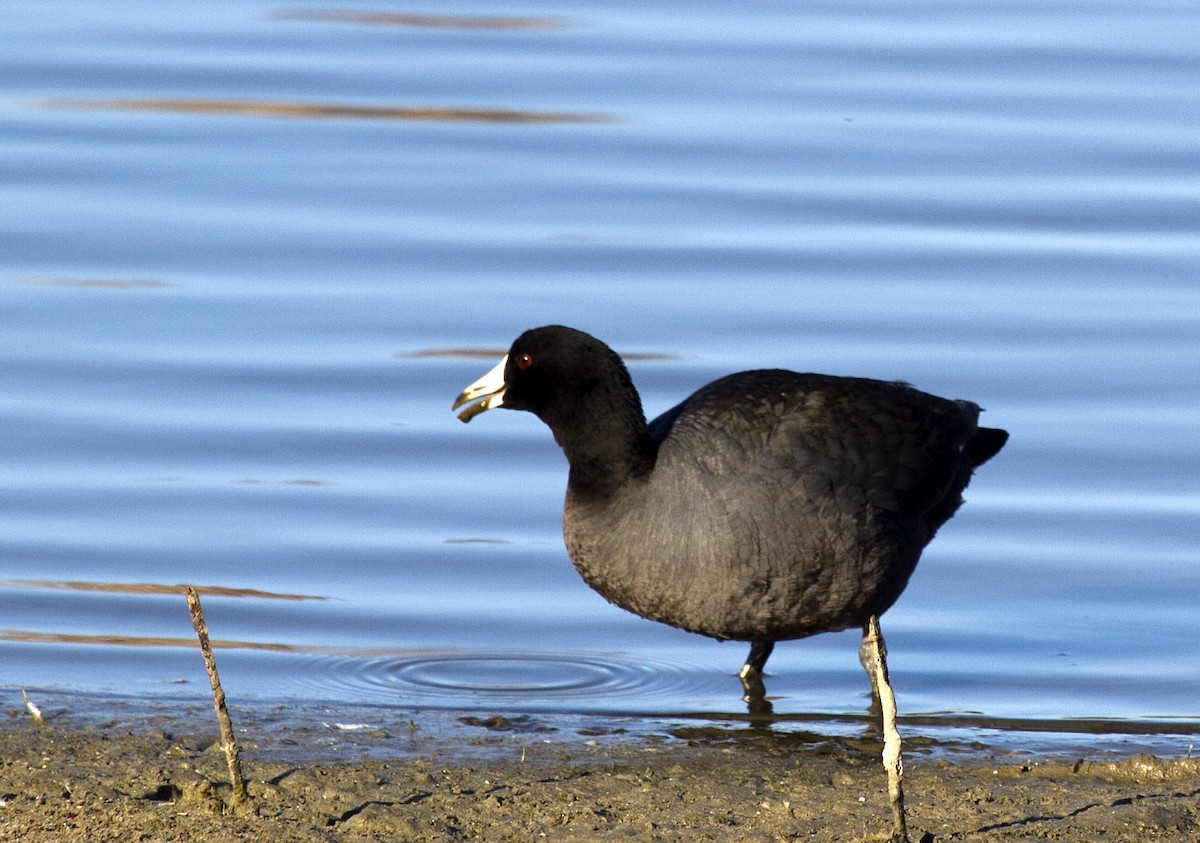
{"left": 2, "top": 0, "right": 1198, "bottom": 754}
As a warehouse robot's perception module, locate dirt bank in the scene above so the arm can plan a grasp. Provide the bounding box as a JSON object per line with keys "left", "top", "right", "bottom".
{"left": 2, "top": 709, "right": 1198, "bottom": 842}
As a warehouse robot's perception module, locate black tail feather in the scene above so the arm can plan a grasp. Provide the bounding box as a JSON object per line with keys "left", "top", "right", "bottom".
{"left": 968, "top": 427, "right": 1008, "bottom": 468}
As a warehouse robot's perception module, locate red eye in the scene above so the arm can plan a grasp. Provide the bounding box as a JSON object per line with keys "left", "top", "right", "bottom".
{"left": 515, "top": 353, "right": 533, "bottom": 369}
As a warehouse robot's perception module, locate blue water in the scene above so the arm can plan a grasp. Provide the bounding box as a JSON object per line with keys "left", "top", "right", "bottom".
{"left": 2, "top": 0, "right": 1199, "bottom": 753}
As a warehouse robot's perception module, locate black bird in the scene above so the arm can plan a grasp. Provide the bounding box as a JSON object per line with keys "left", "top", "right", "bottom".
{"left": 453, "top": 325, "right": 1007, "bottom": 842}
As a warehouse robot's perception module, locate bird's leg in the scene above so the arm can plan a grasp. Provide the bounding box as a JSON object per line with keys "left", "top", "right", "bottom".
{"left": 863, "top": 616, "right": 909, "bottom": 843}
{"left": 738, "top": 640, "right": 774, "bottom": 705}
{"left": 738, "top": 640, "right": 773, "bottom": 683}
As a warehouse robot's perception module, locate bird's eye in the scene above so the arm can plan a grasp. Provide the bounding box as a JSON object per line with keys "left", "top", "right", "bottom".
{"left": 515, "top": 353, "right": 533, "bottom": 369}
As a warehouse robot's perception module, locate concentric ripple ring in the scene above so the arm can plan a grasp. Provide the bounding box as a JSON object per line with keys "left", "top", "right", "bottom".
{"left": 302, "top": 650, "right": 703, "bottom": 710}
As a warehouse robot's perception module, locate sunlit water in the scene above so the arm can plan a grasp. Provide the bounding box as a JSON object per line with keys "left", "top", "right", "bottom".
{"left": 2, "top": 0, "right": 1198, "bottom": 755}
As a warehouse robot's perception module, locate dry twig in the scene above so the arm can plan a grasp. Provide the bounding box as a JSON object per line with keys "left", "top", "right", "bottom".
{"left": 185, "top": 586, "right": 248, "bottom": 808}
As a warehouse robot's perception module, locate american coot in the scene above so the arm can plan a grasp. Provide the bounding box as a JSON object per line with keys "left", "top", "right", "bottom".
{"left": 453, "top": 325, "right": 1007, "bottom": 842}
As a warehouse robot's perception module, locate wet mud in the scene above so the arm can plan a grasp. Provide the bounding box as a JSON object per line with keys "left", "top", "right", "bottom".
{"left": 2, "top": 705, "right": 1198, "bottom": 842}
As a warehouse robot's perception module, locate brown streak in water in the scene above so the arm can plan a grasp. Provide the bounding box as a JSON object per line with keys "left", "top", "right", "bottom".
{"left": 402, "top": 347, "right": 510, "bottom": 359}
{"left": 9, "top": 275, "right": 170, "bottom": 289}
{"left": 401, "top": 347, "right": 681, "bottom": 362}
{"left": 49, "top": 98, "right": 614, "bottom": 125}
{"left": 1, "top": 629, "right": 295, "bottom": 652}
{"left": 1, "top": 579, "right": 328, "bottom": 601}
{"left": 273, "top": 8, "right": 567, "bottom": 31}
{"left": 233, "top": 478, "right": 331, "bottom": 486}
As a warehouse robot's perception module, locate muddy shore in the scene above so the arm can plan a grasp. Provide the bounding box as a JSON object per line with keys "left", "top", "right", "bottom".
{"left": 3, "top": 702, "right": 1199, "bottom": 842}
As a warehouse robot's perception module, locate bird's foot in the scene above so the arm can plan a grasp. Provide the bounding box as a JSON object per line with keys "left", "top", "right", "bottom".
{"left": 738, "top": 662, "right": 767, "bottom": 698}
{"left": 737, "top": 663, "right": 774, "bottom": 718}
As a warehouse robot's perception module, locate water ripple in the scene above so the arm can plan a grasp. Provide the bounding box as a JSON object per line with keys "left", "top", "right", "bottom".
{"left": 273, "top": 9, "right": 568, "bottom": 31}
{"left": 302, "top": 651, "right": 712, "bottom": 710}
{"left": 46, "top": 98, "right": 615, "bottom": 125}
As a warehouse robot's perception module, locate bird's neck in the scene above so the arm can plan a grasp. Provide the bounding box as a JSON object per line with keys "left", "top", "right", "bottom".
{"left": 555, "top": 414, "right": 657, "bottom": 500}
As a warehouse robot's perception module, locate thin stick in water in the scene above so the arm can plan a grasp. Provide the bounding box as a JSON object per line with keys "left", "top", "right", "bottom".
{"left": 866, "top": 614, "right": 909, "bottom": 843}
{"left": 186, "top": 586, "right": 248, "bottom": 807}
{"left": 21, "top": 689, "right": 44, "bottom": 725}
